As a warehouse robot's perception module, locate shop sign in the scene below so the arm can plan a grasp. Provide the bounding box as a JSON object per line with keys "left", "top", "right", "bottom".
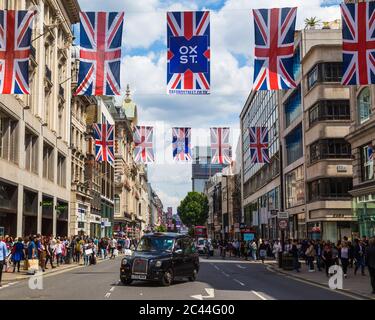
{"left": 243, "top": 233, "right": 255, "bottom": 241}
{"left": 278, "top": 212, "right": 289, "bottom": 219}
{"left": 279, "top": 219, "right": 288, "bottom": 230}
{"left": 42, "top": 200, "right": 53, "bottom": 207}
{"left": 337, "top": 165, "right": 347, "bottom": 173}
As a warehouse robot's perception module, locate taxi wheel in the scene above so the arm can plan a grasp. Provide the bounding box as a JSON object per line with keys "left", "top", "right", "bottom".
{"left": 121, "top": 278, "right": 133, "bottom": 285}
{"left": 189, "top": 268, "right": 198, "bottom": 282}
{"left": 161, "top": 269, "right": 174, "bottom": 287}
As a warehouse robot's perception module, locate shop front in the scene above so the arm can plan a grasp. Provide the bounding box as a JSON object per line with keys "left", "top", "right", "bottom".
{"left": 23, "top": 189, "right": 38, "bottom": 236}
{"left": 0, "top": 181, "right": 17, "bottom": 237}
{"left": 56, "top": 200, "right": 68, "bottom": 237}
{"left": 307, "top": 221, "right": 358, "bottom": 242}
{"left": 41, "top": 195, "right": 53, "bottom": 236}
{"left": 353, "top": 195, "right": 375, "bottom": 238}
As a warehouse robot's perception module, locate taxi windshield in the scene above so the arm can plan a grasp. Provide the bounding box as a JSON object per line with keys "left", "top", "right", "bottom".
{"left": 136, "top": 236, "right": 174, "bottom": 252}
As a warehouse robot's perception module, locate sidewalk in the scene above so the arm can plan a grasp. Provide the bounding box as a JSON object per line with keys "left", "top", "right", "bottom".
{"left": 269, "top": 260, "right": 375, "bottom": 300}
{"left": 1, "top": 255, "right": 124, "bottom": 285}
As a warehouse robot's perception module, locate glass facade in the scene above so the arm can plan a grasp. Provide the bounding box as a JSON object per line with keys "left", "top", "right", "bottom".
{"left": 358, "top": 87, "right": 371, "bottom": 124}
{"left": 285, "top": 124, "right": 303, "bottom": 165}
{"left": 353, "top": 195, "right": 375, "bottom": 238}
{"left": 361, "top": 144, "right": 374, "bottom": 181}
{"left": 242, "top": 90, "right": 279, "bottom": 183}
{"left": 293, "top": 45, "right": 301, "bottom": 80}
{"left": 284, "top": 86, "right": 301, "bottom": 128}
{"left": 285, "top": 165, "right": 304, "bottom": 209}
{"left": 309, "top": 100, "right": 350, "bottom": 125}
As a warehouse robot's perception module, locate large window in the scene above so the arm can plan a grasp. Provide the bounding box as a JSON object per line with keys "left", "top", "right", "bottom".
{"left": 114, "top": 195, "right": 120, "bottom": 214}
{"left": 43, "top": 143, "right": 54, "bottom": 181}
{"left": 307, "top": 62, "right": 342, "bottom": 90}
{"left": 310, "top": 139, "right": 351, "bottom": 163}
{"left": 0, "top": 112, "right": 18, "bottom": 164}
{"left": 358, "top": 87, "right": 371, "bottom": 124}
{"left": 25, "top": 130, "right": 38, "bottom": 174}
{"left": 308, "top": 178, "right": 352, "bottom": 201}
{"left": 284, "top": 86, "right": 301, "bottom": 128}
{"left": 293, "top": 45, "right": 301, "bottom": 80}
{"left": 57, "top": 153, "right": 66, "bottom": 187}
{"left": 286, "top": 166, "right": 305, "bottom": 208}
{"left": 309, "top": 100, "right": 350, "bottom": 125}
{"left": 361, "top": 144, "right": 374, "bottom": 182}
{"left": 285, "top": 124, "right": 303, "bottom": 165}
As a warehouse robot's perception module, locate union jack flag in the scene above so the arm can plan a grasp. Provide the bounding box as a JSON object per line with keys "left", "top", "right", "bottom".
{"left": 249, "top": 127, "right": 270, "bottom": 164}
{"left": 210, "top": 128, "right": 231, "bottom": 165}
{"left": 368, "top": 144, "right": 374, "bottom": 161}
{"left": 93, "top": 122, "right": 115, "bottom": 165}
{"left": 167, "top": 11, "right": 210, "bottom": 95}
{"left": 341, "top": 2, "right": 375, "bottom": 86}
{"left": 172, "top": 127, "right": 192, "bottom": 161}
{"left": 0, "top": 10, "right": 35, "bottom": 94}
{"left": 76, "top": 12, "right": 124, "bottom": 96}
{"left": 134, "top": 126, "right": 154, "bottom": 163}
{"left": 252, "top": 7, "right": 297, "bottom": 91}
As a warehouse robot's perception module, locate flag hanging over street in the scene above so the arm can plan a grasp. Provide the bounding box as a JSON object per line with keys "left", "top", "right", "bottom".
{"left": 0, "top": 10, "right": 35, "bottom": 94}
{"left": 76, "top": 11, "right": 124, "bottom": 96}
{"left": 341, "top": 2, "right": 375, "bottom": 86}
{"left": 368, "top": 144, "right": 374, "bottom": 161}
{"left": 167, "top": 11, "right": 210, "bottom": 95}
{"left": 210, "top": 127, "right": 231, "bottom": 164}
{"left": 93, "top": 122, "right": 115, "bottom": 165}
{"left": 252, "top": 7, "right": 297, "bottom": 91}
{"left": 134, "top": 126, "right": 155, "bottom": 163}
{"left": 172, "top": 127, "right": 192, "bottom": 161}
{"left": 249, "top": 127, "right": 270, "bottom": 164}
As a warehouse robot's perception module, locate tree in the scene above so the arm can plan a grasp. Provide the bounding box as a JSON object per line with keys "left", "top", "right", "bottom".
{"left": 177, "top": 192, "right": 209, "bottom": 228}
{"left": 304, "top": 17, "right": 321, "bottom": 30}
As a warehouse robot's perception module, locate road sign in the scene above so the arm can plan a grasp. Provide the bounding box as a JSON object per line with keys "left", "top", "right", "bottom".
{"left": 279, "top": 219, "right": 288, "bottom": 229}
{"left": 278, "top": 212, "right": 289, "bottom": 219}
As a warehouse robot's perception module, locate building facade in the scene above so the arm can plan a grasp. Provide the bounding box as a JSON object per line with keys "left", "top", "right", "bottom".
{"left": 347, "top": 85, "right": 375, "bottom": 238}
{"left": 0, "top": 0, "right": 79, "bottom": 237}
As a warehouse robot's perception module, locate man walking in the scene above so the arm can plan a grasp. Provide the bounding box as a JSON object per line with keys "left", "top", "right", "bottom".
{"left": 0, "top": 237, "right": 9, "bottom": 287}
{"left": 291, "top": 240, "right": 300, "bottom": 273}
{"left": 365, "top": 237, "right": 375, "bottom": 294}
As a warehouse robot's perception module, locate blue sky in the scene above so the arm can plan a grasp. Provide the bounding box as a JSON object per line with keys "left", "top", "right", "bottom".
{"left": 77, "top": 0, "right": 342, "bottom": 211}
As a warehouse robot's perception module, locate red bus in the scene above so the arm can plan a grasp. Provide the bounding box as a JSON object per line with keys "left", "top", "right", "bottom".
{"left": 194, "top": 226, "right": 207, "bottom": 239}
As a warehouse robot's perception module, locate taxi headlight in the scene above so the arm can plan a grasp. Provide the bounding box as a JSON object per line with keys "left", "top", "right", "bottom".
{"left": 122, "top": 258, "right": 128, "bottom": 265}
{"left": 155, "top": 260, "right": 162, "bottom": 267}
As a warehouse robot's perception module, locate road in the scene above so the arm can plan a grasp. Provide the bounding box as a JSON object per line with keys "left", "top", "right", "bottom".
{"left": 0, "top": 256, "right": 361, "bottom": 300}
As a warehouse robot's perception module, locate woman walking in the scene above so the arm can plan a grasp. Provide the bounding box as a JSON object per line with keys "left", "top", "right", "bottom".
{"left": 11, "top": 238, "right": 24, "bottom": 273}
{"left": 339, "top": 241, "right": 350, "bottom": 278}
{"left": 322, "top": 244, "right": 333, "bottom": 277}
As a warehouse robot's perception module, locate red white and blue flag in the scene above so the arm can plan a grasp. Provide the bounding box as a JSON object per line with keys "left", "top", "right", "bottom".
{"left": 252, "top": 7, "right": 297, "bottom": 91}
{"left": 0, "top": 10, "right": 35, "bottom": 94}
{"left": 172, "top": 127, "right": 192, "bottom": 161}
{"left": 167, "top": 11, "right": 210, "bottom": 95}
{"left": 341, "top": 2, "right": 375, "bottom": 86}
{"left": 249, "top": 127, "right": 270, "bottom": 164}
{"left": 76, "top": 12, "right": 124, "bottom": 96}
{"left": 93, "top": 122, "right": 115, "bottom": 165}
{"left": 210, "top": 127, "right": 231, "bottom": 165}
{"left": 134, "top": 126, "right": 154, "bottom": 163}
{"left": 368, "top": 144, "right": 374, "bottom": 161}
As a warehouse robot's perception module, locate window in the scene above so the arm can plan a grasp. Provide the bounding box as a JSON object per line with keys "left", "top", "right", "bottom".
{"left": 309, "top": 100, "right": 350, "bottom": 125}
{"left": 293, "top": 45, "right": 301, "bottom": 80}
{"left": 286, "top": 166, "right": 305, "bottom": 208}
{"left": 307, "top": 63, "right": 342, "bottom": 90}
{"left": 25, "top": 130, "right": 38, "bottom": 174}
{"left": 285, "top": 125, "right": 303, "bottom": 165}
{"left": 308, "top": 178, "right": 352, "bottom": 201}
{"left": 310, "top": 139, "right": 351, "bottom": 163}
{"left": 361, "top": 144, "right": 374, "bottom": 182}
{"left": 284, "top": 86, "right": 301, "bottom": 127}
{"left": 43, "top": 143, "right": 54, "bottom": 181}
{"left": 0, "top": 112, "right": 18, "bottom": 163}
{"left": 358, "top": 87, "right": 371, "bottom": 124}
{"left": 57, "top": 153, "right": 66, "bottom": 187}
{"left": 114, "top": 195, "right": 120, "bottom": 214}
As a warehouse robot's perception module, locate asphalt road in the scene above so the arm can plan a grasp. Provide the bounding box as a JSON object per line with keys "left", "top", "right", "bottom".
{"left": 0, "top": 256, "right": 361, "bottom": 300}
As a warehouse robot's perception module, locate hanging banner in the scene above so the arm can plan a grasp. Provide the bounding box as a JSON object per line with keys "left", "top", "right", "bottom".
{"left": 0, "top": 10, "right": 36, "bottom": 94}
{"left": 133, "top": 126, "right": 155, "bottom": 163}
{"left": 167, "top": 11, "right": 210, "bottom": 95}
{"left": 76, "top": 11, "right": 124, "bottom": 96}
{"left": 252, "top": 7, "right": 297, "bottom": 91}
{"left": 210, "top": 127, "right": 232, "bottom": 164}
{"left": 93, "top": 122, "right": 115, "bottom": 165}
{"left": 172, "top": 127, "right": 192, "bottom": 161}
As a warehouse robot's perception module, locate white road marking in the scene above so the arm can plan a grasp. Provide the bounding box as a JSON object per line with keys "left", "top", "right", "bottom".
{"left": 191, "top": 288, "right": 215, "bottom": 300}
{"left": 222, "top": 271, "right": 230, "bottom": 277}
{"left": 213, "top": 265, "right": 220, "bottom": 271}
{"left": 251, "top": 290, "right": 267, "bottom": 300}
{"left": 233, "top": 279, "right": 245, "bottom": 286}
{"left": 236, "top": 264, "right": 246, "bottom": 269}
{"left": 105, "top": 292, "right": 111, "bottom": 298}
{"left": 110, "top": 287, "right": 115, "bottom": 292}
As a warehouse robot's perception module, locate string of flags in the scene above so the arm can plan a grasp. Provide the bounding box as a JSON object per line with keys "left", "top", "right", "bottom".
{"left": 1, "top": 2, "right": 374, "bottom": 166}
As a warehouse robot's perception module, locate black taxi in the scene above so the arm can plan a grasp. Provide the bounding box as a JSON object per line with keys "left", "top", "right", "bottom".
{"left": 120, "top": 232, "right": 199, "bottom": 286}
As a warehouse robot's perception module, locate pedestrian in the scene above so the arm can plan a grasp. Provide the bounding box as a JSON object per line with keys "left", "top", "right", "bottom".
{"left": 11, "top": 237, "right": 24, "bottom": 273}
{"left": 0, "top": 236, "right": 9, "bottom": 287}
{"left": 314, "top": 240, "right": 323, "bottom": 272}
{"left": 110, "top": 237, "right": 117, "bottom": 259}
{"left": 305, "top": 241, "right": 316, "bottom": 272}
{"left": 354, "top": 239, "right": 366, "bottom": 276}
{"left": 44, "top": 237, "right": 55, "bottom": 269}
{"left": 251, "top": 241, "right": 257, "bottom": 261}
{"left": 365, "top": 237, "right": 375, "bottom": 294}
{"left": 273, "top": 240, "right": 282, "bottom": 262}
{"left": 75, "top": 238, "right": 82, "bottom": 264}
{"left": 290, "top": 240, "right": 300, "bottom": 273}
{"left": 259, "top": 242, "right": 267, "bottom": 264}
{"left": 322, "top": 244, "right": 333, "bottom": 277}
{"left": 55, "top": 240, "right": 63, "bottom": 267}
{"left": 339, "top": 241, "right": 350, "bottom": 278}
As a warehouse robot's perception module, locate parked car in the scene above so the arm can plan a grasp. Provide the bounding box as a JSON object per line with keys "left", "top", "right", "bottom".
{"left": 120, "top": 232, "right": 200, "bottom": 286}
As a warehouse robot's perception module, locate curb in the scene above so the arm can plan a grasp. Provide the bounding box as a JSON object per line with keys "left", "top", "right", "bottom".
{"left": 268, "top": 264, "right": 374, "bottom": 301}
{"left": 1, "top": 254, "right": 125, "bottom": 285}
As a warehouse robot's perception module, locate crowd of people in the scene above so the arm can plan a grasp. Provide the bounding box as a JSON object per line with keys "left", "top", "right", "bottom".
{"left": 0, "top": 234, "right": 138, "bottom": 287}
